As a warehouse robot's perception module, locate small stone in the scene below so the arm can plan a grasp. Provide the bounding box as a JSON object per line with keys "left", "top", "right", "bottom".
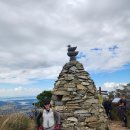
{"left": 88, "top": 80, "right": 93, "bottom": 83}
{"left": 54, "top": 101, "right": 63, "bottom": 106}
{"left": 67, "top": 99, "right": 84, "bottom": 103}
{"left": 74, "top": 110, "right": 89, "bottom": 114}
{"left": 99, "top": 108, "right": 104, "bottom": 113}
{"left": 72, "top": 96, "right": 81, "bottom": 100}
{"left": 78, "top": 76, "right": 88, "bottom": 80}
{"left": 64, "top": 83, "right": 76, "bottom": 88}
{"left": 62, "top": 96, "right": 71, "bottom": 101}
{"left": 85, "top": 116, "right": 98, "bottom": 123}
{"left": 67, "top": 106, "right": 81, "bottom": 110}
{"left": 67, "top": 117, "right": 78, "bottom": 123}
{"left": 79, "top": 122, "right": 85, "bottom": 126}
{"left": 65, "top": 74, "right": 74, "bottom": 80}
{"left": 69, "top": 66, "right": 77, "bottom": 72}
{"left": 61, "top": 112, "right": 74, "bottom": 117}
{"left": 82, "top": 95, "right": 87, "bottom": 99}
{"left": 79, "top": 113, "right": 91, "bottom": 117}
{"left": 99, "top": 116, "right": 106, "bottom": 122}
{"left": 60, "top": 81, "right": 67, "bottom": 85}
{"left": 85, "top": 99, "right": 98, "bottom": 104}
{"left": 81, "top": 82, "right": 90, "bottom": 86}
{"left": 77, "top": 84, "right": 86, "bottom": 90}
{"left": 79, "top": 79, "right": 85, "bottom": 82}
{"left": 55, "top": 106, "right": 64, "bottom": 111}
{"left": 53, "top": 90, "right": 69, "bottom": 95}
{"left": 91, "top": 109, "right": 98, "bottom": 114}
{"left": 72, "top": 92, "right": 77, "bottom": 95}
{"left": 55, "top": 81, "right": 61, "bottom": 86}
{"left": 62, "top": 69, "right": 68, "bottom": 73}
{"left": 87, "top": 121, "right": 101, "bottom": 128}
{"left": 87, "top": 85, "right": 94, "bottom": 90}
{"left": 67, "top": 87, "right": 76, "bottom": 92}
{"left": 77, "top": 90, "right": 86, "bottom": 95}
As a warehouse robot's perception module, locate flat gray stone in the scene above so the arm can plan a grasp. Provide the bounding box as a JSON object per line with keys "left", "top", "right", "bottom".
{"left": 67, "top": 117, "right": 78, "bottom": 122}
{"left": 55, "top": 101, "right": 64, "bottom": 106}
{"left": 85, "top": 116, "right": 98, "bottom": 123}
{"left": 74, "top": 110, "right": 89, "bottom": 114}
{"left": 78, "top": 76, "right": 88, "bottom": 80}
{"left": 55, "top": 106, "right": 64, "bottom": 111}
{"left": 81, "top": 82, "right": 90, "bottom": 86}
{"left": 85, "top": 99, "right": 98, "bottom": 104}
{"left": 65, "top": 74, "right": 74, "bottom": 80}
{"left": 53, "top": 90, "right": 69, "bottom": 95}
{"left": 67, "top": 87, "right": 76, "bottom": 92}
{"left": 69, "top": 66, "right": 77, "bottom": 72}
{"left": 77, "top": 84, "right": 86, "bottom": 90}
{"left": 62, "top": 96, "right": 71, "bottom": 101}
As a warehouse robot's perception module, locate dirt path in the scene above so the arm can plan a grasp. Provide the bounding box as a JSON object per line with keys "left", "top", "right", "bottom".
{"left": 109, "top": 121, "right": 129, "bottom": 130}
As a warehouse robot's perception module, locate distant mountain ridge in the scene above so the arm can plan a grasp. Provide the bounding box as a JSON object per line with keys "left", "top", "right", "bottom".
{"left": 0, "top": 96, "right": 36, "bottom": 101}
{"left": 0, "top": 101, "right": 7, "bottom": 106}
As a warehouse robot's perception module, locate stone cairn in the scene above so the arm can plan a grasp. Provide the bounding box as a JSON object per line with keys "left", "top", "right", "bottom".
{"left": 52, "top": 45, "right": 109, "bottom": 130}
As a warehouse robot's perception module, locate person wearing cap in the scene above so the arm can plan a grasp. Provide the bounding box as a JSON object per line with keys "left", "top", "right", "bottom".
{"left": 36, "top": 99, "right": 61, "bottom": 130}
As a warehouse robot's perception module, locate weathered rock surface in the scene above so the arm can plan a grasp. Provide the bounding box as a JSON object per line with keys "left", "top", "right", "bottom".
{"left": 52, "top": 60, "right": 108, "bottom": 130}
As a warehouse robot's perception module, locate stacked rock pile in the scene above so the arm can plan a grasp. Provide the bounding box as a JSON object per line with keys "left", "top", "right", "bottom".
{"left": 52, "top": 61, "right": 108, "bottom": 130}
{"left": 52, "top": 45, "right": 108, "bottom": 130}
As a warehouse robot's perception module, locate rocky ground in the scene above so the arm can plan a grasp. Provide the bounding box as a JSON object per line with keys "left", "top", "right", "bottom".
{"left": 109, "top": 121, "right": 129, "bottom": 130}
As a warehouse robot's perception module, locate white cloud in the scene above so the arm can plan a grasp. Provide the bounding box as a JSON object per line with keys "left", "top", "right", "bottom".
{"left": 78, "top": 43, "right": 130, "bottom": 72}
{"left": 0, "top": 86, "right": 43, "bottom": 97}
{"left": 0, "top": 0, "right": 129, "bottom": 84}
{"left": 14, "top": 86, "right": 22, "bottom": 91}
{"left": 101, "top": 82, "right": 127, "bottom": 92}
{"left": 0, "top": 66, "right": 61, "bottom": 84}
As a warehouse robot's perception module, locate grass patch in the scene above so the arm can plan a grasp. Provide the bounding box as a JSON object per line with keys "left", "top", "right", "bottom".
{"left": 0, "top": 113, "right": 37, "bottom": 130}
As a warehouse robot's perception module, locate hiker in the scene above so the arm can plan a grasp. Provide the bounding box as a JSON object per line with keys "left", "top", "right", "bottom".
{"left": 126, "top": 99, "right": 130, "bottom": 128}
{"left": 98, "top": 93, "right": 103, "bottom": 104}
{"left": 103, "top": 96, "right": 112, "bottom": 120}
{"left": 36, "top": 99, "right": 61, "bottom": 130}
{"left": 118, "top": 94, "right": 127, "bottom": 127}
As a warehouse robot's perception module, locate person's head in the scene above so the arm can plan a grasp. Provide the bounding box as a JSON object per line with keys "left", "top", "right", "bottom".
{"left": 120, "top": 99, "right": 125, "bottom": 106}
{"left": 121, "top": 93, "right": 126, "bottom": 99}
{"left": 106, "top": 96, "right": 109, "bottom": 101}
{"left": 43, "top": 99, "right": 51, "bottom": 110}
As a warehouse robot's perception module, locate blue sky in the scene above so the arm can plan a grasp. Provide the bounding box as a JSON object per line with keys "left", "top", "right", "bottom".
{"left": 0, "top": 0, "right": 130, "bottom": 97}
{"left": 91, "top": 64, "right": 130, "bottom": 87}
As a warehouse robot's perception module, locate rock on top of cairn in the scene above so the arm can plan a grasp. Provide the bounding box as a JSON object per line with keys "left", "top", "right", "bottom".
{"left": 67, "top": 45, "right": 79, "bottom": 61}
